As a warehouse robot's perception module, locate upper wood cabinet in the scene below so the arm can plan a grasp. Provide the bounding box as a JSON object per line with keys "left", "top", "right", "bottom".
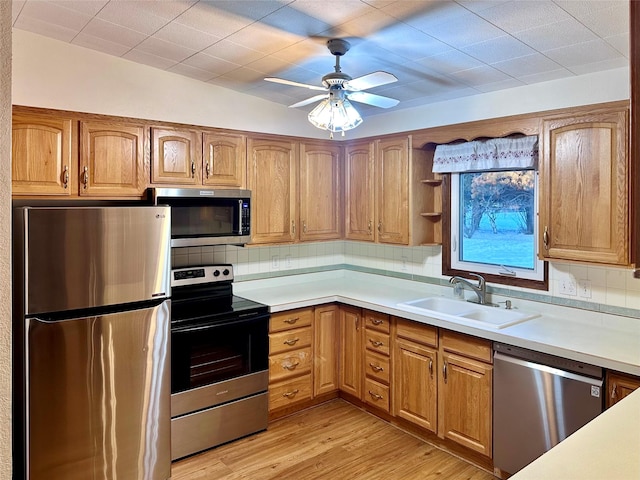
{"left": 247, "top": 137, "right": 298, "bottom": 244}
{"left": 151, "top": 127, "right": 202, "bottom": 185}
{"left": 12, "top": 111, "right": 76, "bottom": 196}
{"left": 345, "top": 141, "right": 375, "bottom": 241}
{"left": 79, "top": 120, "right": 148, "bottom": 197}
{"left": 376, "top": 137, "right": 410, "bottom": 244}
{"left": 345, "top": 136, "right": 430, "bottom": 245}
{"left": 299, "top": 141, "right": 342, "bottom": 242}
{"left": 202, "top": 132, "right": 246, "bottom": 188}
{"left": 539, "top": 104, "right": 629, "bottom": 265}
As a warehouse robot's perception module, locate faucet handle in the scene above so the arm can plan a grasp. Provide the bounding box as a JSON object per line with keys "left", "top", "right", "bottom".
{"left": 468, "top": 273, "right": 485, "bottom": 286}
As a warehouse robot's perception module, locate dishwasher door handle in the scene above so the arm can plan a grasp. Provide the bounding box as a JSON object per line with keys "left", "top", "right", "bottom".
{"left": 493, "top": 352, "right": 603, "bottom": 387}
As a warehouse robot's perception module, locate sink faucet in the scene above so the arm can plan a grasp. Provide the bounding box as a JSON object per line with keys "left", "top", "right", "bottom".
{"left": 449, "top": 274, "right": 487, "bottom": 305}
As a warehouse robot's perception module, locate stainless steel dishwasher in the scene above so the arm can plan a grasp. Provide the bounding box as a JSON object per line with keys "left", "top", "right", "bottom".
{"left": 493, "top": 342, "right": 604, "bottom": 475}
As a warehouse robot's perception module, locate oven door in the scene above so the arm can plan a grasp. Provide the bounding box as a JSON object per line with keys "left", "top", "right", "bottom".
{"left": 171, "top": 313, "right": 269, "bottom": 395}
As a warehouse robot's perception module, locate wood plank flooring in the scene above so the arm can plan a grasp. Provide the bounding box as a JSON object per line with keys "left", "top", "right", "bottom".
{"left": 171, "top": 399, "right": 496, "bottom": 479}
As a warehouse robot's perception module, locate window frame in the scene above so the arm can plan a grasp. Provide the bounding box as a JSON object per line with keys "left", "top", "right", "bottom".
{"left": 442, "top": 173, "right": 549, "bottom": 291}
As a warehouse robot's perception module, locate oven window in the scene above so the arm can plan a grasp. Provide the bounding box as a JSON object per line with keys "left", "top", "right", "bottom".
{"left": 171, "top": 316, "right": 268, "bottom": 393}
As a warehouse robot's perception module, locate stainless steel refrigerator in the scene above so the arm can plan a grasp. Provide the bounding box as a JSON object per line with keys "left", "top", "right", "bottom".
{"left": 13, "top": 206, "right": 172, "bottom": 480}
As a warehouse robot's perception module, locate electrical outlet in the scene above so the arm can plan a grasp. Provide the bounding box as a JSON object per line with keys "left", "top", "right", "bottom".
{"left": 271, "top": 255, "right": 279, "bottom": 269}
{"left": 560, "top": 279, "right": 577, "bottom": 296}
{"left": 401, "top": 256, "right": 409, "bottom": 272}
{"left": 285, "top": 255, "right": 293, "bottom": 269}
{"left": 578, "top": 280, "right": 592, "bottom": 298}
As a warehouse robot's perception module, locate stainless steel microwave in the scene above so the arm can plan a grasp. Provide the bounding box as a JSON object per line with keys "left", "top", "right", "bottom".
{"left": 150, "top": 188, "right": 251, "bottom": 247}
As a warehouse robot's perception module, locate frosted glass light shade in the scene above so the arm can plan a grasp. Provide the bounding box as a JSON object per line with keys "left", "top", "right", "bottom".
{"left": 308, "top": 96, "right": 363, "bottom": 132}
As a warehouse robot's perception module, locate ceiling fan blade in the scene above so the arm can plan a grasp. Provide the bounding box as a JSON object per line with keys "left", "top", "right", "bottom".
{"left": 344, "top": 71, "right": 398, "bottom": 91}
{"left": 289, "top": 94, "right": 329, "bottom": 108}
{"left": 347, "top": 91, "right": 399, "bottom": 109}
{"left": 264, "top": 77, "right": 327, "bottom": 92}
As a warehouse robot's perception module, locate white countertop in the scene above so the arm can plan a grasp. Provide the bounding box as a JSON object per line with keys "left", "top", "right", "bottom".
{"left": 234, "top": 269, "right": 640, "bottom": 480}
{"left": 234, "top": 270, "right": 640, "bottom": 376}
{"left": 510, "top": 387, "right": 640, "bottom": 480}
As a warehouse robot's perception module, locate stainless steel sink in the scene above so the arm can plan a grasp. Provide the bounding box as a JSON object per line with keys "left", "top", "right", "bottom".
{"left": 396, "top": 297, "right": 539, "bottom": 329}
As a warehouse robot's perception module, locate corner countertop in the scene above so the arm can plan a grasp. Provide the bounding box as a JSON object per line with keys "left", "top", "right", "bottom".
{"left": 234, "top": 269, "right": 640, "bottom": 480}
{"left": 234, "top": 270, "right": 640, "bottom": 376}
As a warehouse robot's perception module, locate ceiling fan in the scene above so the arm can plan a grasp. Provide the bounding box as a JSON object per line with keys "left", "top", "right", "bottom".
{"left": 265, "top": 39, "right": 400, "bottom": 133}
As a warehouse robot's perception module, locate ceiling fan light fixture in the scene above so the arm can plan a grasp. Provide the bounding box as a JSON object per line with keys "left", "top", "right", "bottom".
{"left": 308, "top": 89, "right": 362, "bottom": 135}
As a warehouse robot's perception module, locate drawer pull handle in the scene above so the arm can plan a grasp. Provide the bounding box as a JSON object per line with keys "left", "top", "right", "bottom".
{"left": 543, "top": 226, "right": 549, "bottom": 250}
{"left": 369, "top": 339, "right": 384, "bottom": 348}
{"left": 368, "top": 391, "right": 383, "bottom": 401}
{"left": 371, "top": 319, "right": 384, "bottom": 325}
{"left": 284, "top": 317, "right": 299, "bottom": 324}
{"left": 62, "top": 165, "right": 69, "bottom": 189}
{"left": 369, "top": 363, "right": 384, "bottom": 372}
{"left": 283, "top": 389, "right": 299, "bottom": 398}
{"left": 443, "top": 361, "right": 448, "bottom": 384}
{"left": 283, "top": 338, "right": 299, "bottom": 346}
{"left": 282, "top": 361, "right": 300, "bottom": 371}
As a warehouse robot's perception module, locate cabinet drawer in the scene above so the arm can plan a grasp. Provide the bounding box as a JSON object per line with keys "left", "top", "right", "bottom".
{"left": 270, "top": 308, "right": 313, "bottom": 333}
{"left": 269, "top": 374, "right": 312, "bottom": 411}
{"left": 441, "top": 330, "right": 492, "bottom": 363}
{"left": 365, "top": 329, "right": 390, "bottom": 356}
{"left": 269, "top": 347, "right": 312, "bottom": 382}
{"left": 269, "top": 327, "right": 312, "bottom": 355}
{"left": 365, "top": 350, "right": 390, "bottom": 384}
{"left": 364, "top": 378, "right": 390, "bottom": 412}
{"left": 395, "top": 317, "right": 437, "bottom": 347}
{"left": 364, "top": 310, "right": 390, "bottom": 333}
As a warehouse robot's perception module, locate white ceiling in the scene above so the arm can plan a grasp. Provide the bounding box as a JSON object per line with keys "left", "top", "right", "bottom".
{"left": 11, "top": 0, "right": 629, "bottom": 119}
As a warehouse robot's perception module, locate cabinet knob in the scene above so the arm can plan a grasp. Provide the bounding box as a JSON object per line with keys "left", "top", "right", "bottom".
{"left": 543, "top": 226, "right": 549, "bottom": 250}
{"left": 368, "top": 391, "right": 383, "bottom": 401}
{"left": 62, "top": 165, "right": 69, "bottom": 189}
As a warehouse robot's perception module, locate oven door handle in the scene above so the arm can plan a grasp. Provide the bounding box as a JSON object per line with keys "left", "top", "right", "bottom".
{"left": 172, "top": 313, "right": 270, "bottom": 333}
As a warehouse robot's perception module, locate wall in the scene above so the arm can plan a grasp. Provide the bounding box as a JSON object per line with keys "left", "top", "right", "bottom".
{"left": 12, "top": 30, "right": 630, "bottom": 140}
{"left": 0, "top": 2, "right": 12, "bottom": 479}
{"left": 174, "top": 242, "right": 640, "bottom": 318}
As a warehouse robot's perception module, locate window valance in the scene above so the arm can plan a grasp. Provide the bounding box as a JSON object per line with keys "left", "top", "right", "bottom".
{"left": 432, "top": 135, "right": 538, "bottom": 173}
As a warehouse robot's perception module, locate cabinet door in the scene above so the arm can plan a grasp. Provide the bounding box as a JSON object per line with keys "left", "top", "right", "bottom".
{"left": 540, "top": 108, "right": 629, "bottom": 265}
{"left": 438, "top": 351, "right": 492, "bottom": 457}
{"left": 12, "top": 112, "right": 76, "bottom": 196}
{"left": 247, "top": 137, "right": 297, "bottom": 244}
{"left": 606, "top": 371, "right": 640, "bottom": 408}
{"left": 299, "top": 142, "right": 341, "bottom": 241}
{"left": 338, "top": 306, "right": 362, "bottom": 399}
{"left": 394, "top": 339, "right": 437, "bottom": 433}
{"left": 151, "top": 127, "right": 202, "bottom": 185}
{"left": 344, "top": 141, "right": 375, "bottom": 241}
{"left": 202, "top": 132, "right": 246, "bottom": 188}
{"left": 313, "top": 304, "right": 339, "bottom": 396}
{"left": 80, "top": 121, "right": 148, "bottom": 197}
{"left": 376, "top": 137, "right": 409, "bottom": 244}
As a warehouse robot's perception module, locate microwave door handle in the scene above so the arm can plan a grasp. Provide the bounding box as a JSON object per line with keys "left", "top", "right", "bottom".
{"left": 238, "top": 199, "right": 243, "bottom": 234}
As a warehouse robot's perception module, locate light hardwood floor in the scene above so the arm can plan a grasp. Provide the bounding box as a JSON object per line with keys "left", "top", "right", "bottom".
{"left": 171, "top": 399, "right": 496, "bottom": 479}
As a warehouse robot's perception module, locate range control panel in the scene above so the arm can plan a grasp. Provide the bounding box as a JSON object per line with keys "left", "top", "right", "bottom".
{"left": 171, "top": 264, "right": 234, "bottom": 287}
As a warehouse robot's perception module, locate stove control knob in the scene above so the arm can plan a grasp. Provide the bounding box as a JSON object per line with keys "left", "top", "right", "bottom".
{"left": 213, "top": 270, "right": 220, "bottom": 277}
{"left": 223, "top": 269, "right": 230, "bottom": 276}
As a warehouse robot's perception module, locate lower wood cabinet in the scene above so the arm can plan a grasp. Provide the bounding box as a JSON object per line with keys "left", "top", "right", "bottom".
{"left": 394, "top": 318, "right": 438, "bottom": 432}
{"left": 438, "top": 330, "right": 493, "bottom": 457}
{"left": 606, "top": 370, "right": 640, "bottom": 408}
{"left": 338, "top": 305, "right": 363, "bottom": 399}
{"left": 268, "top": 308, "right": 313, "bottom": 412}
{"left": 313, "top": 304, "right": 339, "bottom": 396}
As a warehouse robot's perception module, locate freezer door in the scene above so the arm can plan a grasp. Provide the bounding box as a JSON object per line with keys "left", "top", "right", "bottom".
{"left": 20, "top": 206, "right": 171, "bottom": 314}
{"left": 25, "top": 301, "right": 171, "bottom": 480}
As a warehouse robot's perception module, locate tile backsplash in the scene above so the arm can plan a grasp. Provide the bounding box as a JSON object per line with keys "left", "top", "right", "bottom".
{"left": 172, "top": 241, "right": 640, "bottom": 314}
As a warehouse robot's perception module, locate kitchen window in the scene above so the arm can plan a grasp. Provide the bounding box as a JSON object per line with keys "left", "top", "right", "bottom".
{"left": 436, "top": 136, "right": 548, "bottom": 290}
